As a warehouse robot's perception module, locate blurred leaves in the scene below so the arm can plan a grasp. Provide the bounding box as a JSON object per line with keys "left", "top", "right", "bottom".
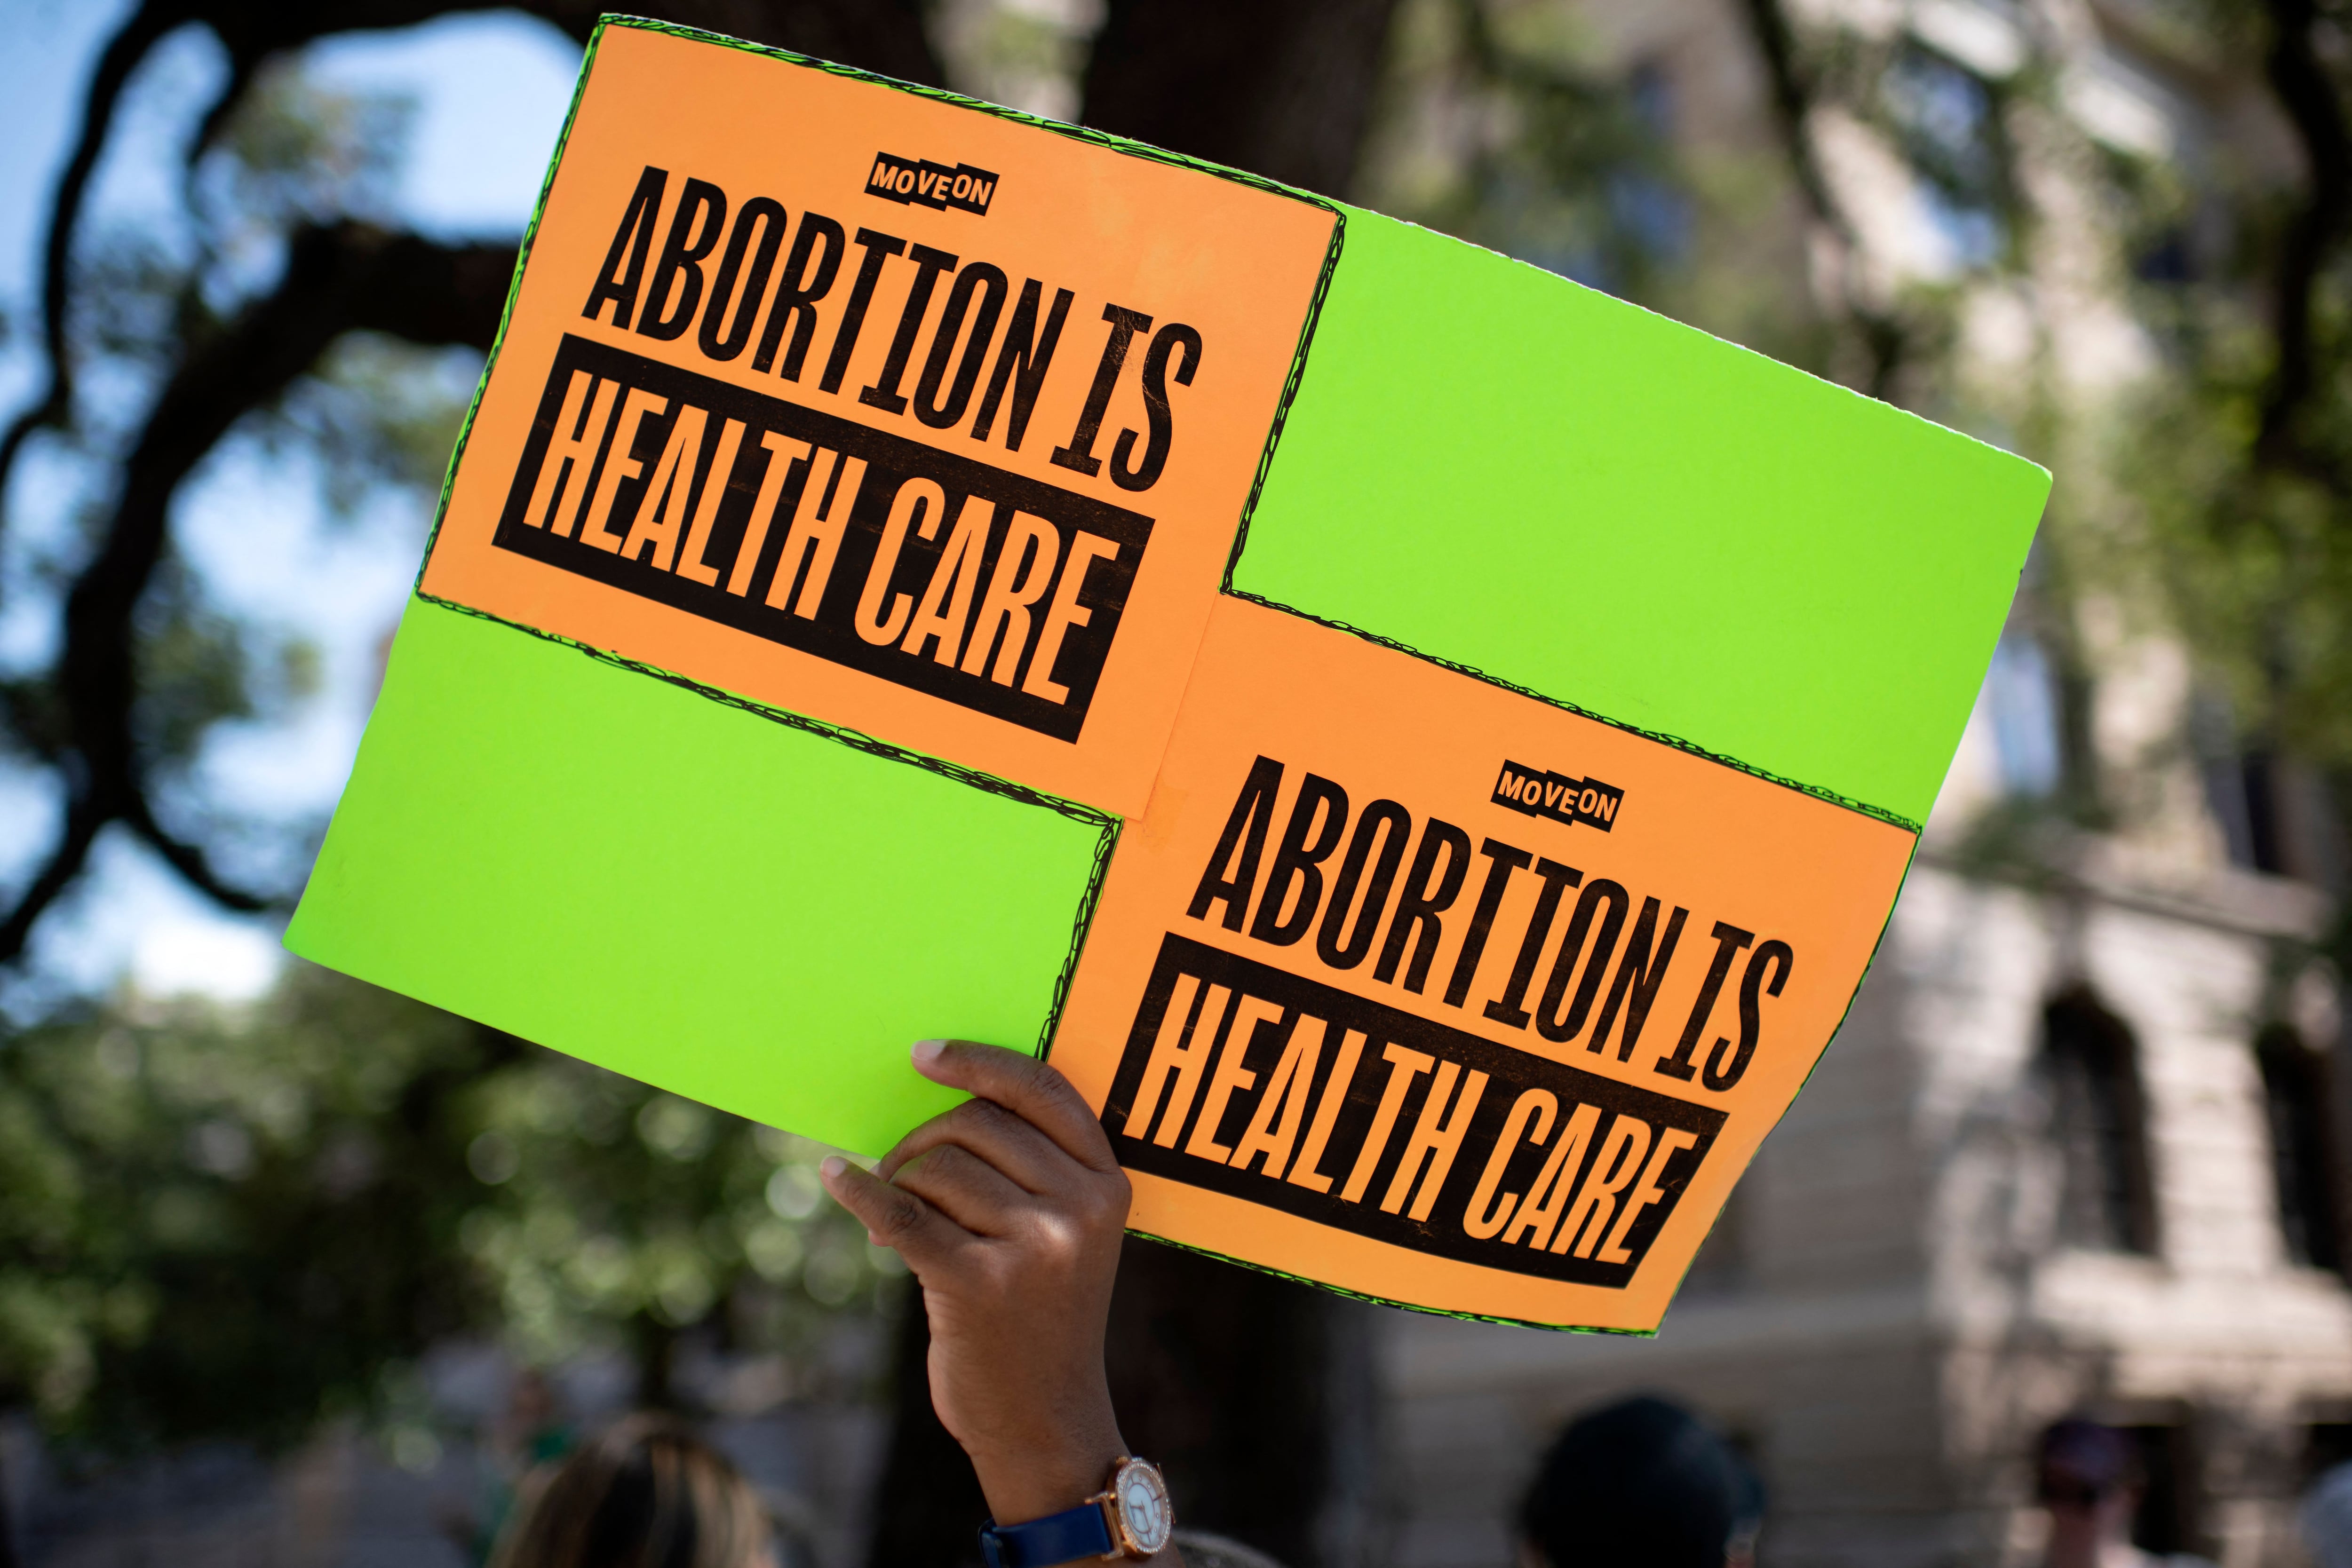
{"left": 1877, "top": 40, "right": 2018, "bottom": 267}
{"left": 258, "top": 333, "right": 480, "bottom": 521}
{"left": 0, "top": 56, "right": 490, "bottom": 961}
{"left": 191, "top": 60, "right": 415, "bottom": 305}
{"left": 0, "top": 966, "right": 483, "bottom": 1448}
{"left": 0, "top": 964, "right": 890, "bottom": 1454}
{"left": 453, "top": 1049, "right": 896, "bottom": 1380}
{"left": 1370, "top": 0, "right": 1685, "bottom": 299}
{"left": 133, "top": 557, "right": 270, "bottom": 770}
{"left": 2091, "top": 9, "right": 2352, "bottom": 792}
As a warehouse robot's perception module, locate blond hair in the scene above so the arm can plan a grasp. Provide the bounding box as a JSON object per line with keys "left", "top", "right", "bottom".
{"left": 492, "top": 1412, "right": 773, "bottom": 1568}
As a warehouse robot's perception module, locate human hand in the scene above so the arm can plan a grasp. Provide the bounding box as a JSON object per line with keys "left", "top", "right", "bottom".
{"left": 820, "top": 1040, "right": 1155, "bottom": 1548}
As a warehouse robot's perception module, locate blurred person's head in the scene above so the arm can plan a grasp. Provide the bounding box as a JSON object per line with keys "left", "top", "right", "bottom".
{"left": 2304, "top": 1455, "right": 2352, "bottom": 1568}
{"left": 492, "top": 1412, "right": 774, "bottom": 1568}
{"left": 2036, "top": 1418, "right": 2138, "bottom": 1565}
{"left": 1518, "top": 1394, "right": 1762, "bottom": 1568}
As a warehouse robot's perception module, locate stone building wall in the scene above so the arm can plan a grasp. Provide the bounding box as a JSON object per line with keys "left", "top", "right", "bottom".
{"left": 1375, "top": 860, "right": 2350, "bottom": 1568}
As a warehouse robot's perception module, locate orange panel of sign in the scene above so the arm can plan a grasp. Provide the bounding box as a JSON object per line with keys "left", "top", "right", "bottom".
{"left": 421, "top": 24, "right": 1335, "bottom": 817}
{"left": 1050, "top": 598, "right": 1915, "bottom": 1329}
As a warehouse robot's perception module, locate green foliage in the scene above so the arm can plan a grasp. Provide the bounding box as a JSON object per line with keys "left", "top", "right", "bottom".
{"left": 1359, "top": 0, "right": 1837, "bottom": 377}
{"left": 1, "top": 33, "right": 889, "bottom": 1466}
{"left": 197, "top": 58, "right": 414, "bottom": 236}
{"left": 0, "top": 966, "right": 485, "bottom": 1449}
{"left": 270, "top": 333, "right": 481, "bottom": 522}
{"left": 1367, "top": 0, "right": 1685, "bottom": 301}
{"left": 1874, "top": 40, "right": 2021, "bottom": 267}
{"left": 935, "top": 0, "right": 1092, "bottom": 117}
{"left": 454, "top": 1052, "right": 900, "bottom": 1380}
{"left": 0, "top": 964, "right": 890, "bottom": 1455}
{"left": 133, "top": 558, "right": 270, "bottom": 768}
{"left": 2082, "top": 27, "right": 2352, "bottom": 792}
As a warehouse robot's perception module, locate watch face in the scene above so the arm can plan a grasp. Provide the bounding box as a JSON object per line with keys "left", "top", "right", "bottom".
{"left": 1113, "top": 1459, "right": 1173, "bottom": 1555}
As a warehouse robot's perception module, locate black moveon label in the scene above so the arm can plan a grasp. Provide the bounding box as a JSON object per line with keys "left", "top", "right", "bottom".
{"left": 1103, "top": 934, "right": 1723, "bottom": 1289}
{"left": 866, "top": 152, "right": 997, "bottom": 215}
{"left": 1493, "top": 760, "right": 1623, "bottom": 832}
{"left": 494, "top": 334, "right": 1149, "bottom": 742}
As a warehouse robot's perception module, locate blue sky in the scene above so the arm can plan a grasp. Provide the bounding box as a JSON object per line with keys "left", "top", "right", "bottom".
{"left": 0, "top": 2, "right": 583, "bottom": 1006}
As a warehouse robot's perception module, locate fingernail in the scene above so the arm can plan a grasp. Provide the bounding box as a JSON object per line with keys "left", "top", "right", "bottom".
{"left": 912, "top": 1039, "right": 947, "bottom": 1066}
{"left": 820, "top": 1156, "right": 847, "bottom": 1182}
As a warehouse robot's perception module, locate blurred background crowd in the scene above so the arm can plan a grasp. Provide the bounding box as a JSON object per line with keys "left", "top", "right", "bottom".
{"left": 0, "top": 0, "right": 2349, "bottom": 1564}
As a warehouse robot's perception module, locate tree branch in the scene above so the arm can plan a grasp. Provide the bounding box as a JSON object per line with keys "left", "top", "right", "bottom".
{"left": 0, "top": 799, "right": 106, "bottom": 966}
{"left": 2257, "top": 0, "right": 2352, "bottom": 474}
{"left": 0, "top": 225, "right": 515, "bottom": 966}
{"left": 0, "top": 3, "right": 184, "bottom": 543}
{"left": 1081, "top": 0, "right": 1402, "bottom": 196}
{"left": 2, "top": 0, "right": 941, "bottom": 964}
{"left": 1736, "top": 0, "right": 1908, "bottom": 399}
{"left": 123, "top": 799, "right": 269, "bottom": 914}
{"left": 1739, "top": 0, "right": 1838, "bottom": 232}
{"left": 0, "top": 0, "right": 941, "bottom": 570}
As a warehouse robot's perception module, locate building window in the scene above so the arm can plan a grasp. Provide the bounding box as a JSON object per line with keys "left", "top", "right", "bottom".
{"left": 2258, "top": 1024, "right": 2343, "bottom": 1271}
{"left": 2199, "top": 744, "right": 2288, "bottom": 874}
{"left": 1985, "top": 631, "right": 2062, "bottom": 798}
{"left": 2041, "top": 990, "right": 2160, "bottom": 1255}
{"left": 1883, "top": 40, "right": 2011, "bottom": 269}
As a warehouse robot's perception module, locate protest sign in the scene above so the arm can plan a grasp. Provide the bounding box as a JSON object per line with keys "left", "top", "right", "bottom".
{"left": 286, "top": 16, "right": 2049, "bottom": 1329}
{"left": 412, "top": 21, "right": 1333, "bottom": 816}
{"left": 1049, "top": 598, "right": 1915, "bottom": 1330}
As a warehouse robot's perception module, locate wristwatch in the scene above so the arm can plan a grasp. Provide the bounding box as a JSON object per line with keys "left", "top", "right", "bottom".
{"left": 977, "top": 1457, "right": 1173, "bottom": 1567}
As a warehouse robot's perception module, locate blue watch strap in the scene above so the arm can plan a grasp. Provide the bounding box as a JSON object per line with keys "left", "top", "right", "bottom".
{"left": 978, "top": 1499, "right": 1115, "bottom": 1568}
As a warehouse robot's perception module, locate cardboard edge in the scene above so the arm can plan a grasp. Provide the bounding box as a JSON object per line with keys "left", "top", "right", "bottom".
{"left": 1220, "top": 587, "right": 1931, "bottom": 834}
{"left": 1633, "top": 831, "right": 1923, "bottom": 1317}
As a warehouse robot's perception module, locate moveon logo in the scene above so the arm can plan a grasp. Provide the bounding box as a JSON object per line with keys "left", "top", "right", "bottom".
{"left": 1492, "top": 760, "right": 1623, "bottom": 832}
{"left": 866, "top": 151, "right": 997, "bottom": 215}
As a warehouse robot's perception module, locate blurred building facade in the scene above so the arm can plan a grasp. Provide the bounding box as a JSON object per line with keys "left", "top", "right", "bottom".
{"left": 1363, "top": 2, "right": 2352, "bottom": 1566}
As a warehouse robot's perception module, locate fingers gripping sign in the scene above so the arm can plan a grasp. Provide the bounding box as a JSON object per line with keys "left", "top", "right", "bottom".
{"left": 822, "top": 1041, "right": 1171, "bottom": 1560}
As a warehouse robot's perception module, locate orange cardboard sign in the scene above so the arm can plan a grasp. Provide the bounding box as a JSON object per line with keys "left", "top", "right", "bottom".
{"left": 292, "top": 19, "right": 2047, "bottom": 1335}
{"left": 422, "top": 24, "right": 1335, "bottom": 816}
{"left": 1051, "top": 599, "right": 1915, "bottom": 1329}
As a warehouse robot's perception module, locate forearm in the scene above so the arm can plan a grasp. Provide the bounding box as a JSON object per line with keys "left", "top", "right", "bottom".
{"left": 822, "top": 1043, "right": 1186, "bottom": 1568}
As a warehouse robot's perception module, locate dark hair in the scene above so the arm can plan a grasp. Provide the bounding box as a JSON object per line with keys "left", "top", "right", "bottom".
{"left": 2036, "top": 1418, "right": 2138, "bottom": 1499}
{"left": 1519, "top": 1395, "right": 1759, "bottom": 1568}
{"left": 492, "top": 1412, "right": 772, "bottom": 1568}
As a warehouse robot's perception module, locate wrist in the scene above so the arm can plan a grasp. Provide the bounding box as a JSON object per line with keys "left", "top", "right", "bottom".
{"left": 977, "top": 1449, "right": 1178, "bottom": 1568}
{"left": 967, "top": 1415, "right": 1128, "bottom": 1527}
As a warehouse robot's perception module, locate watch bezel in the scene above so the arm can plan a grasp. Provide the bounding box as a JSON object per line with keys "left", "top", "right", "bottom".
{"left": 1103, "top": 1456, "right": 1173, "bottom": 1557}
